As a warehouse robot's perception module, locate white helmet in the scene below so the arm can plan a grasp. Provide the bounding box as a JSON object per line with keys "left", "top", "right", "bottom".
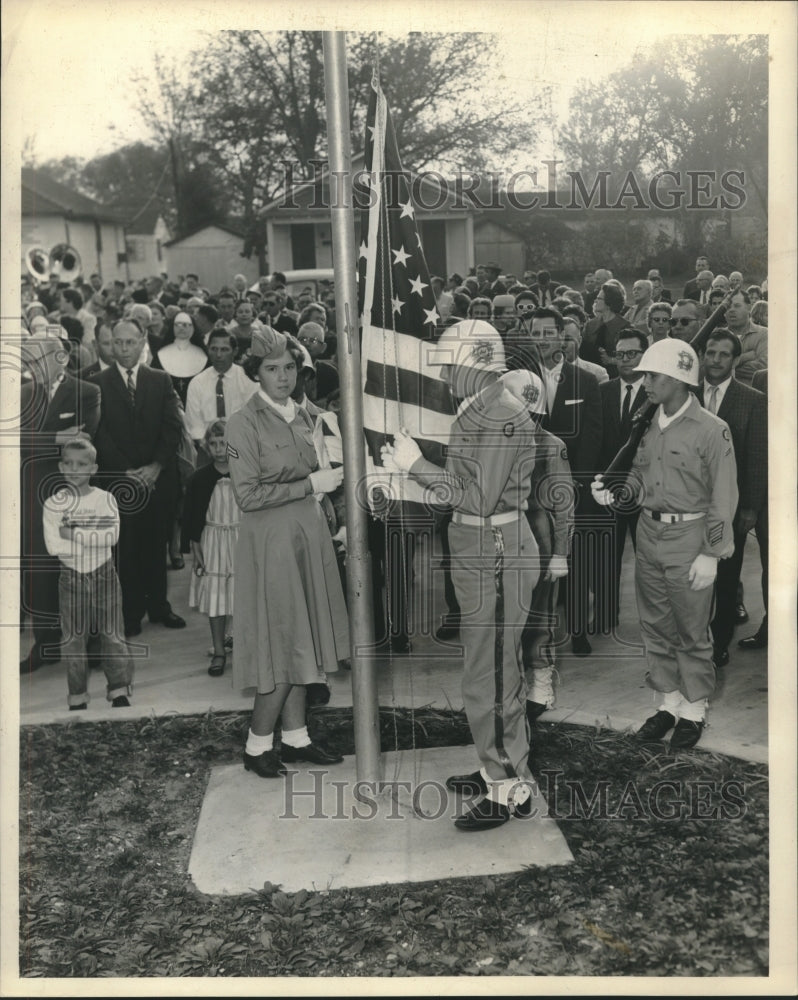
{"left": 428, "top": 319, "right": 506, "bottom": 375}
{"left": 636, "top": 338, "right": 699, "bottom": 386}
{"left": 501, "top": 369, "right": 546, "bottom": 415}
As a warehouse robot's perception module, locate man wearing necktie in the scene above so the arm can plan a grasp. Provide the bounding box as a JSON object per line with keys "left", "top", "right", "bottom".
{"left": 185, "top": 330, "right": 258, "bottom": 456}
{"left": 696, "top": 330, "right": 767, "bottom": 668}
{"left": 596, "top": 331, "right": 649, "bottom": 631}
{"left": 92, "top": 320, "right": 186, "bottom": 637}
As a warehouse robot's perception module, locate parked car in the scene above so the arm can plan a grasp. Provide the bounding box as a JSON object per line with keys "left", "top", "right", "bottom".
{"left": 250, "top": 268, "right": 335, "bottom": 302}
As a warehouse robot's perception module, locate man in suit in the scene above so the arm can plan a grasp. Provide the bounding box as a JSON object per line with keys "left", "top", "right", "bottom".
{"left": 685, "top": 269, "right": 714, "bottom": 312}
{"left": 697, "top": 331, "right": 767, "bottom": 666}
{"left": 78, "top": 323, "right": 115, "bottom": 379}
{"left": 530, "top": 307, "right": 603, "bottom": 655}
{"left": 530, "top": 270, "right": 555, "bottom": 308}
{"left": 596, "top": 331, "right": 649, "bottom": 630}
{"left": 92, "top": 319, "right": 186, "bottom": 637}
{"left": 683, "top": 255, "right": 710, "bottom": 300}
{"left": 647, "top": 269, "right": 673, "bottom": 303}
{"left": 20, "top": 333, "right": 101, "bottom": 672}
{"left": 477, "top": 261, "right": 507, "bottom": 299}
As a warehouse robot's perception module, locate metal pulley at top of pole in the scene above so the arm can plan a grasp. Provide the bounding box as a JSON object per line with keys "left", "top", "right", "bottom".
{"left": 321, "top": 31, "right": 382, "bottom": 786}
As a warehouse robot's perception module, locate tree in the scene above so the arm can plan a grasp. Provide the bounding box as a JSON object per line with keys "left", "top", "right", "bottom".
{"left": 131, "top": 30, "right": 540, "bottom": 257}
{"left": 559, "top": 35, "right": 768, "bottom": 225}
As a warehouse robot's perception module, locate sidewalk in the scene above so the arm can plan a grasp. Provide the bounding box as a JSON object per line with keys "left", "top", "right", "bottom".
{"left": 19, "top": 535, "right": 768, "bottom": 763}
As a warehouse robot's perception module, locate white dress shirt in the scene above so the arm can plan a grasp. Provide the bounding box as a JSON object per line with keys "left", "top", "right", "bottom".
{"left": 702, "top": 376, "right": 732, "bottom": 415}
{"left": 185, "top": 364, "right": 259, "bottom": 439}
{"left": 541, "top": 359, "right": 564, "bottom": 415}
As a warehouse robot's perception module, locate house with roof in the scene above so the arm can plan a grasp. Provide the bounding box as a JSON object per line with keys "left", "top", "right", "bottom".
{"left": 259, "top": 153, "right": 477, "bottom": 280}
{"left": 124, "top": 204, "right": 171, "bottom": 281}
{"left": 21, "top": 168, "right": 128, "bottom": 283}
{"left": 162, "top": 223, "right": 259, "bottom": 291}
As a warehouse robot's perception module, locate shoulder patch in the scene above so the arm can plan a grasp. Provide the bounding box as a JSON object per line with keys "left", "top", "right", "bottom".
{"left": 560, "top": 447, "right": 568, "bottom": 462}
{"left": 503, "top": 421, "right": 515, "bottom": 438}
{"left": 722, "top": 427, "right": 731, "bottom": 441}
{"left": 227, "top": 443, "right": 239, "bottom": 459}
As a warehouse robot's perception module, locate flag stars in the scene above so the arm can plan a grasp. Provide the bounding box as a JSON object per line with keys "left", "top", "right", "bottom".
{"left": 391, "top": 295, "right": 404, "bottom": 316}
{"left": 423, "top": 306, "right": 440, "bottom": 327}
{"left": 392, "top": 245, "right": 411, "bottom": 267}
{"left": 409, "top": 275, "right": 428, "bottom": 297}
{"left": 399, "top": 199, "right": 415, "bottom": 220}
{"left": 358, "top": 241, "right": 368, "bottom": 260}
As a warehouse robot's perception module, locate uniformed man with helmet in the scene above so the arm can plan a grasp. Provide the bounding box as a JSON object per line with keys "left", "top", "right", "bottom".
{"left": 382, "top": 319, "right": 539, "bottom": 829}
{"left": 592, "top": 338, "right": 737, "bottom": 750}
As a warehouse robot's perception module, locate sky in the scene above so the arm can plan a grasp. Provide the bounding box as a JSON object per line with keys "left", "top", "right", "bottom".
{"left": 5, "top": 0, "right": 775, "bottom": 169}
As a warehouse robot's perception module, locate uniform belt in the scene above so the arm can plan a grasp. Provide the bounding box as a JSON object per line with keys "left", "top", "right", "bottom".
{"left": 642, "top": 509, "right": 705, "bottom": 523}
{"left": 452, "top": 510, "right": 521, "bottom": 528}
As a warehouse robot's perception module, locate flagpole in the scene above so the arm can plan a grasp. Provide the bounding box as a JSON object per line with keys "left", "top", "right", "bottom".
{"left": 322, "top": 31, "right": 382, "bottom": 785}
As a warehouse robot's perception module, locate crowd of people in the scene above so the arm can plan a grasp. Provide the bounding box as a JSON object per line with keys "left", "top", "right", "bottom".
{"left": 18, "top": 251, "right": 768, "bottom": 829}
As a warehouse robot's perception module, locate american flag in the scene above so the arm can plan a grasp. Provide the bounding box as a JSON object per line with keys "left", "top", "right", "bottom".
{"left": 357, "top": 69, "right": 455, "bottom": 510}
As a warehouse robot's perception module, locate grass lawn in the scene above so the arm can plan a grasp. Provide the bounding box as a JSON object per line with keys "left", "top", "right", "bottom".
{"left": 19, "top": 708, "right": 768, "bottom": 978}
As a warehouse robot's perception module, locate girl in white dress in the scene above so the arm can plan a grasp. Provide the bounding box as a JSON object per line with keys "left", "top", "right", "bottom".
{"left": 183, "top": 420, "right": 240, "bottom": 676}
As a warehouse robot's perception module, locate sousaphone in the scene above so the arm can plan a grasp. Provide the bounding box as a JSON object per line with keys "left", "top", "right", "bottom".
{"left": 25, "top": 243, "right": 82, "bottom": 284}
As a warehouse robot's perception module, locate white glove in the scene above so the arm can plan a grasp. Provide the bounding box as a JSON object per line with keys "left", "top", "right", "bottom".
{"left": 379, "top": 443, "right": 406, "bottom": 475}
{"left": 688, "top": 553, "right": 718, "bottom": 591}
{"left": 718, "top": 540, "right": 735, "bottom": 559}
{"left": 391, "top": 428, "right": 423, "bottom": 472}
{"left": 591, "top": 475, "right": 614, "bottom": 507}
{"left": 309, "top": 467, "right": 344, "bottom": 494}
{"left": 545, "top": 555, "right": 569, "bottom": 580}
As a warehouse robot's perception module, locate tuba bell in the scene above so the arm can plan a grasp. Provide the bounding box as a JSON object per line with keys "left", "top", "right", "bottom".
{"left": 25, "top": 243, "right": 82, "bottom": 285}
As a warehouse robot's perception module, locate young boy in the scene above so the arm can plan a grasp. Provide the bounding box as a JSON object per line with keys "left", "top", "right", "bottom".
{"left": 42, "top": 439, "right": 134, "bottom": 709}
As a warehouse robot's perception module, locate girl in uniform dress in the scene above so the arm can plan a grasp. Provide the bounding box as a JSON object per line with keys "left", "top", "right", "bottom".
{"left": 226, "top": 328, "right": 349, "bottom": 779}
{"left": 182, "top": 419, "right": 239, "bottom": 677}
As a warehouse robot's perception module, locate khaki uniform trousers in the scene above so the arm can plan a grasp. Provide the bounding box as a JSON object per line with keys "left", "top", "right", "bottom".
{"left": 635, "top": 514, "right": 716, "bottom": 703}
{"left": 449, "top": 516, "right": 539, "bottom": 781}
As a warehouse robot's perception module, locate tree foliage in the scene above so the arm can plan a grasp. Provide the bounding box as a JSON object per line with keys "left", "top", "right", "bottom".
{"left": 559, "top": 35, "right": 768, "bottom": 216}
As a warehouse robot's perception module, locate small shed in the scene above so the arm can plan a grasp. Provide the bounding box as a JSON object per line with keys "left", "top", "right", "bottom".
{"left": 259, "top": 153, "right": 477, "bottom": 280}
{"left": 125, "top": 204, "right": 172, "bottom": 280}
{"left": 163, "top": 224, "right": 259, "bottom": 291}
{"left": 21, "top": 168, "right": 128, "bottom": 282}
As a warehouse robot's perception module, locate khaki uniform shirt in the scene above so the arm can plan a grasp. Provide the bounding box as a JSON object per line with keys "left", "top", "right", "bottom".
{"left": 410, "top": 379, "right": 537, "bottom": 518}
{"left": 631, "top": 394, "right": 738, "bottom": 556}
{"left": 528, "top": 427, "right": 573, "bottom": 556}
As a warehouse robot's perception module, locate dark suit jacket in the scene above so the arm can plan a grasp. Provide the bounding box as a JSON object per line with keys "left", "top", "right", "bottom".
{"left": 77, "top": 360, "right": 102, "bottom": 380}
{"left": 20, "top": 372, "right": 101, "bottom": 542}
{"left": 598, "top": 377, "right": 648, "bottom": 470}
{"left": 92, "top": 365, "right": 183, "bottom": 504}
{"left": 530, "top": 283, "right": 554, "bottom": 307}
{"left": 751, "top": 369, "right": 767, "bottom": 395}
{"left": 683, "top": 277, "right": 700, "bottom": 300}
{"left": 543, "top": 361, "right": 602, "bottom": 476}
{"left": 696, "top": 379, "right": 767, "bottom": 513}
{"left": 654, "top": 289, "right": 673, "bottom": 303}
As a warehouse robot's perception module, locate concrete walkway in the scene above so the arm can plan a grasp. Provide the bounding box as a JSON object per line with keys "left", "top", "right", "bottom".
{"left": 20, "top": 534, "right": 768, "bottom": 762}
{"left": 17, "top": 534, "right": 769, "bottom": 893}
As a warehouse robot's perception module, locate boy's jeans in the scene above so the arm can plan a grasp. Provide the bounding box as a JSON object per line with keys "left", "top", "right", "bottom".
{"left": 58, "top": 560, "right": 133, "bottom": 706}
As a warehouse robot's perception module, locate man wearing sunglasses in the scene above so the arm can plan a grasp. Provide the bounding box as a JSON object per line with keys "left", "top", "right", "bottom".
{"left": 668, "top": 299, "right": 703, "bottom": 342}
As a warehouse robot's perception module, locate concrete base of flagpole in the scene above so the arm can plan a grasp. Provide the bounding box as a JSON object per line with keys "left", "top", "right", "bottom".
{"left": 188, "top": 746, "right": 573, "bottom": 895}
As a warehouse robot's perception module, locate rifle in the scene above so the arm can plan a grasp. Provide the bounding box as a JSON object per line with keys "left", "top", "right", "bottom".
{"left": 603, "top": 290, "right": 735, "bottom": 479}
